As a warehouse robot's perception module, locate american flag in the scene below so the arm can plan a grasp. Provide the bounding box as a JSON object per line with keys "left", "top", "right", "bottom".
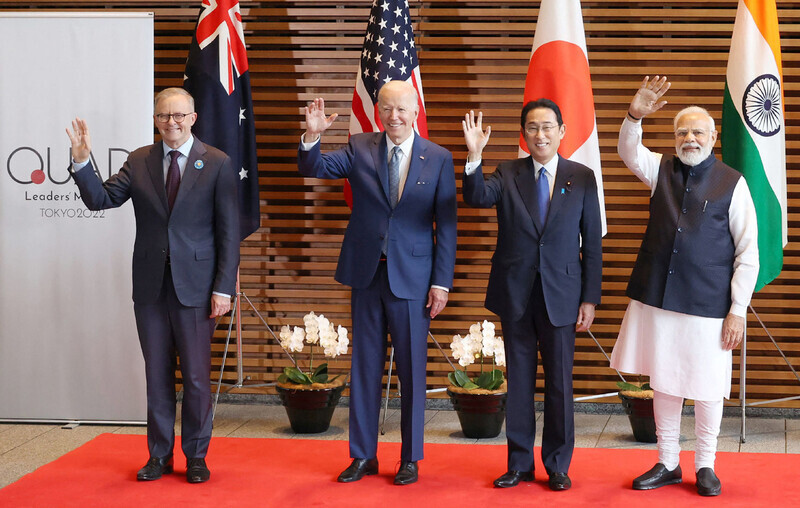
{"left": 183, "top": 0, "right": 261, "bottom": 241}
{"left": 346, "top": 0, "right": 428, "bottom": 206}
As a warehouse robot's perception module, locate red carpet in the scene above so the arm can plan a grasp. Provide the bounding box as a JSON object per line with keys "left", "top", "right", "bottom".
{"left": 0, "top": 434, "right": 794, "bottom": 507}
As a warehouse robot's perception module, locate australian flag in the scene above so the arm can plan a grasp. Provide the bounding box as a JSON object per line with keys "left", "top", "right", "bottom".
{"left": 184, "top": 0, "right": 260, "bottom": 241}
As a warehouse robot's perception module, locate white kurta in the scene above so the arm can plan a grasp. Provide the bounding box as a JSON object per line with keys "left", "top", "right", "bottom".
{"left": 610, "top": 118, "right": 759, "bottom": 401}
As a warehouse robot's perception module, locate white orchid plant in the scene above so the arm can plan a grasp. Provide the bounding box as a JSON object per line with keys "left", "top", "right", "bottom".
{"left": 278, "top": 311, "right": 349, "bottom": 385}
{"left": 449, "top": 320, "right": 506, "bottom": 391}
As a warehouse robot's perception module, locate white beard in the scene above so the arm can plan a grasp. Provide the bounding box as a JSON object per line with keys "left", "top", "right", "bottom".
{"left": 677, "top": 142, "right": 712, "bottom": 167}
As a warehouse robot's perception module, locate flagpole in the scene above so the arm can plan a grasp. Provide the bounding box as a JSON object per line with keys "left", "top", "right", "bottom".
{"left": 739, "top": 313, "right": 747, "bottom": 443}
{"left": 212, "top": 267, "right": 293, "bottom": 418}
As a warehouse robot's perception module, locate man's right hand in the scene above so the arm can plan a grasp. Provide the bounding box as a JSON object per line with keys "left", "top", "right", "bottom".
{"left": 462, "top": 110, "right": 491, "bottom": 163}
{"left": 628, "top": 76, "right": 671, "bottom": 121}
{"left": 66, "top": 117, "right": 92, "bottom": 164}
{"left": 303, "top": 97, "right": 338, "bottom": 144}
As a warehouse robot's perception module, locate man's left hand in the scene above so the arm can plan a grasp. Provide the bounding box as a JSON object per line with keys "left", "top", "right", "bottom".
{"left": 426, "top": 288, "right": 449, "bottom": 319}
{"left": 576, "top": 302, "right": 596, "bottom": 332}
{"left": 210, "top": 294, "right": 232, "bottom": 318}
{"left": 722, "top": 313, "right": 745, "bottom": 351}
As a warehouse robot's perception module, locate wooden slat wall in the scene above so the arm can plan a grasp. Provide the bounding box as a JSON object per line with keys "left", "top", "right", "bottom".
{"left": 8, "top": 0, "right": 800, "bottom": 405}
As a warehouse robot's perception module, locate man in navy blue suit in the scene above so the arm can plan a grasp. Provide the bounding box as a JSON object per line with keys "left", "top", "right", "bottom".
{"left": 298, "top": 80, "right": 457, "bottom": 485}
{"left": 66, "top": 88, "right": 240, "bottom": 484}
{"left": 461, "top": 100, "right": 602, "bottom": 491}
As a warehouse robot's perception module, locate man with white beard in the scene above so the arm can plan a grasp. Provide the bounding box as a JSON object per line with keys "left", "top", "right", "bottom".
{"left": 610, "top": 76, "right": 759, "bottom": 497}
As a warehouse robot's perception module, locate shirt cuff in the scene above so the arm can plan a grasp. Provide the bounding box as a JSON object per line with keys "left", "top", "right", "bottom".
{"left": 213, "top": 291, "right": 231, "bottom": 299}
{"left": 71, "top": 158, "right": 90, "bottom": 173}
{"left": 464, "top": 158, "right": 481, "bottom": 175}
{"left": 300, "top": 134, "right": 320, "bottom": 151}
{"left": 729, "top": 303, "right": 746, "bottom": 318}
{"left": 431, "top": 285, "right": 449, "bottom": 293}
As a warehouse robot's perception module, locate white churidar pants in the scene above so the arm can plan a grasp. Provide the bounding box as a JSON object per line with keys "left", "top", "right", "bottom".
{"left": 654, "top": 390, "right": 723, "bottom": 472}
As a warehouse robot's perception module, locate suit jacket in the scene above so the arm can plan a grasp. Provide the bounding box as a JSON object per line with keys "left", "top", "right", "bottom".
{"left": 71, "top": 136, "right": 240, "bottom": 307}
{"left": 298, "top": 132, "right": 457, "bottom": 300}
{"left": 463, "top": 155, "right": 602, "bottom": 326}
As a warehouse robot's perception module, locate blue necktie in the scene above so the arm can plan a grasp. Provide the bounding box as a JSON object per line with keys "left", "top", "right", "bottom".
{"left": 388, "top": 146, "right": 401, "bottom": 209}
{"left": 166, "top": 150, "right": 181, "bottom": 211}
{"left": 537, "top": 167, "right": 549, "bottom": 224}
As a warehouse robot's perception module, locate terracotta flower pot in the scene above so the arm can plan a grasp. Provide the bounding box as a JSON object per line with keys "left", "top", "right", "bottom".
{"left": 447, "top": 388, "right": 507, "bottom": 439}
{"left": 618, "top": 392, "right": 657, "bottom": 443}
{"left": 276, "top": 383, "right": 346, "bottom": 434}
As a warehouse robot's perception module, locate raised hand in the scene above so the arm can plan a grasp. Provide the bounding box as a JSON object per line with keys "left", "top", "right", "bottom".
{"left": 303, "top": 98, "right": 338, "bottom": 143}
{"left": 66, "top": 117, "right": 92, "bottom": 164}
{"left": 628, "top": 76, "right": 671, "bottom": 120}
{"left": 462, "top": 110, "right": 491, "bottom": 162}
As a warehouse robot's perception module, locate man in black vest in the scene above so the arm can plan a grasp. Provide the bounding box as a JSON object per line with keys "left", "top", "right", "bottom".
{"left": 610, "top": 76, "right": 759, "bottom": 497}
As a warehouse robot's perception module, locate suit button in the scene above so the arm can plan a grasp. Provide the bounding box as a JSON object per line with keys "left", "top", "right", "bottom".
{"left": 668, "top": 269, "right": 674, "bottom": 275}
{"left": 682, "top": 208, "right": 687, "bottom": 214}
{"left": 677, "top": 227, "right": 683, "bottom": 233}
{"left": 539, "top": 242, "right": 544, "bottom": 247}
{"left": 673, "top": 248, "right": 679, "bottom": 254}
{"left": 690, "top": 171, "right": 696, "bottom": 177}
{"left": 686, "top": 187, "right": 692, "bottom": 193}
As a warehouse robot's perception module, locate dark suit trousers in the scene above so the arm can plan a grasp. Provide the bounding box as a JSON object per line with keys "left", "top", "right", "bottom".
{"left": 349, "top": 261, "right": 430, "bottom": 462}
{"left": 133, "top": 265, "right": 216, "bottom": 460}
{"left": 502, "top": 274, "right": 575, "bottom": 474}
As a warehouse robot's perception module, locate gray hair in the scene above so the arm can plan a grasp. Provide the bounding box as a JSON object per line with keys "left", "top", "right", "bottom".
{"left": 154, "top": 87, "right": 195, "bottom": 111}
{"left": 674, "top": 106, "right": 715, "bottom": 132}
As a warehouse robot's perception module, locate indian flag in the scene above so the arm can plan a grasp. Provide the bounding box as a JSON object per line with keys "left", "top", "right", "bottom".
{"left": 722, "top": 0, "right": 786, "bottom": 291}
{"left": 521, "top": 0, "right": 606, "bottom": 235}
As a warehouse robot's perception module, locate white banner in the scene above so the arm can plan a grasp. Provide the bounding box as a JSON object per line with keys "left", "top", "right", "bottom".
{"left": 0, "top": 13, "right": 153, "bottom": 421}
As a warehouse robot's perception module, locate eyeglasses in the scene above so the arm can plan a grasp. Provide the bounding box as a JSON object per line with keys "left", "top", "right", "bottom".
{"left": 155, "top": 112, "right": 193, "bottom": 123}
{"left": 524, "top": 123, "right": 558, "bottom": 135}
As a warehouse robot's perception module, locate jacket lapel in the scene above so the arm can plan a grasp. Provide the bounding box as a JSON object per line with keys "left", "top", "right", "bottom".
{"left": 146, "top": 143, "right": 169, "bottom": 215}
{"left": 370, "top": 133, "right": 391, "bottom": 206}
{"left": 399, "top": 134, "right": 425, "bottom": 207}
{"left": 546, "top": 156, "right": 572, "bottom": 228}
{"left": 513, "top": 157, "right": 543, "bottom": 234}
{"left": 172, "top": 135, "right": 206, "bottom": 212}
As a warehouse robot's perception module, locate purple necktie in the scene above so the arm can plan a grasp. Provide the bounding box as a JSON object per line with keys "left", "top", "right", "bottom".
{"left": 166, "top": 150, "right": 181, "bottom": 211}
{"left": 537, "top": 167, "right": 550, "bottom": 224}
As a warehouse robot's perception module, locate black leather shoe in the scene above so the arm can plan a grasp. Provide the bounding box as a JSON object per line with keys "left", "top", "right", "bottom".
{"left": 696, "top": 467, "right": 721, "bottom": 496}
{"left": 632, "top": 463, "right": 682, "bottom": 490}
{"left": 137, "top": 456, "right": 173, "bottom": 481}
{"left": 186, "top": 458, "right": 210, "bottom": 483}
{"left": 493, "top": 470, "right": 534, "bottom": 488}
{"left": 548, "top": 472, "right": 572, "bottom": 491}
{"left": 394, "top": 461, "right": 418, "bottom": 485}
{"left": 337, "top": 458, "right": 379, "bottom": 483}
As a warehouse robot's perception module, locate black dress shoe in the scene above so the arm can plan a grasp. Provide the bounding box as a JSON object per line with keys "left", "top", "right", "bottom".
{"left": 186, "top": 458, "right": 211, "bottom": 484}
{"left": 632, "top": 463, "right": 682, "bottom": 490}
{"left": 337, "top": 458, "right": 379, "bottom": 483}
{"left": 137, "top": 456, "right": 173, "bottom": 481}
{"left": 394, "top": 461, "right": 418, "bottom": 485}
{"left": 548, "top": 472, "right": 572, "bottom": 491}
{"left": 493, "top": 470, "right": 534, "bottom": 488}
{"left": 696, "top": 467, "right": 721, "bottom": 496}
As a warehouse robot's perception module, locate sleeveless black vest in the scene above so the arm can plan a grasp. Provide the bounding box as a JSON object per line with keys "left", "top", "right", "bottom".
{"left": 626, "top": 152, "right": 741, "bottom": 318}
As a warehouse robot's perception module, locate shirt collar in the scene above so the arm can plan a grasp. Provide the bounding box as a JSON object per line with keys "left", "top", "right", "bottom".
{"left": 386, "top": 132, "right": 415, "bottom": 156}
{"left": 531, "top": 154, "right": 559, "bottom": 179}
{"left": 162, "top": 136, "right": 194, "bottom": 159}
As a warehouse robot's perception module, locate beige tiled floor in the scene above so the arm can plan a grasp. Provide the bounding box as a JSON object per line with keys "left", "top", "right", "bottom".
{"left": 1, "top": 402, "right": 797, "bottom": 488}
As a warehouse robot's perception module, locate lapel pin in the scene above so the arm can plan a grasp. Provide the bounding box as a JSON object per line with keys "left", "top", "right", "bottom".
{"left": 419, "top": 155, "right": 425, "bottom": 160}
{"left": 194, "top": 160, "right": 204, "bottom": 169}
